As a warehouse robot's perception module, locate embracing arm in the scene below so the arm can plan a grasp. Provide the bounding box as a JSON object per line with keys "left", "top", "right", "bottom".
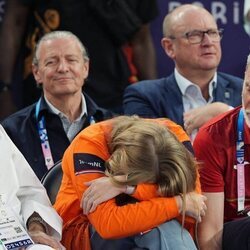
{"left": 81, "top": 171, "right": 204, "bottom": 239}
{"left": 88, "top": 195, "right": 180, "bottom": 239}
{"left": 87, "top": 188, "right": 205, "bottom": 239}
{"left": 58, "top": 123, "right": 204, "bottom": 239}
{"left": 183, "top": 102, "right": 231, "bottom": 135}
{"left": 82, "top": 119, "right": 195, "bottom": 214}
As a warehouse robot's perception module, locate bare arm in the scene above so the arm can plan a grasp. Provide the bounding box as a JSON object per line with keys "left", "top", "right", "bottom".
{"left": 184, "top": 102, "right": 231, "bottom": 135}
{"left": 198, "top": 192, "right": 224, "bottom": 250}
{"left": 130, "top": 24, "right": 157, "bottom": 80}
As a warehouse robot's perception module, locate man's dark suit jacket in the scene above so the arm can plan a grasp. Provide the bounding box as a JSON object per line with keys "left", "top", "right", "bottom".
{"left": 123, "top": 72, "right": 243, "bottom": 128}
{"left": 2, "top": 94, "right": 114, "bottom": 180}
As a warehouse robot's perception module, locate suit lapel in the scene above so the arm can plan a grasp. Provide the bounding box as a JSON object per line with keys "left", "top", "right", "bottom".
{"left": 163, "top": 74, "right": 185, "bottom": 127}
{"left": 214, "top": 74, "right": 234, "bottom": 104}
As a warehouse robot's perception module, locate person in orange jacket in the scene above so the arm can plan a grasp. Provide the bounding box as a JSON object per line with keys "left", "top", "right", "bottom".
{"left": 54, "top": 116, "right": 206, "bottom": 250}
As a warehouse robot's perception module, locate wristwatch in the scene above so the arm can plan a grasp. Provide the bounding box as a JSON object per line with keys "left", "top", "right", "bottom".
{"left": 0, "top": 81, "right": 11, "bottom": 93}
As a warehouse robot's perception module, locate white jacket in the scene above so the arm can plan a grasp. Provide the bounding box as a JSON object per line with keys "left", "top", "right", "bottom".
{"left": 0, "top": 125, "right": 62, "bottom": 239}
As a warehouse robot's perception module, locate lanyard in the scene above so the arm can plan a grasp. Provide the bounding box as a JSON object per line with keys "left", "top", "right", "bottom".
{"left": 35, "top": 99, "right": 54, "bottom": 170}
{"left": 236, "top": 108, "right": 245, "bottom": 212}
{"left": 35, "top": 98, "right": 96, "bottom": 170}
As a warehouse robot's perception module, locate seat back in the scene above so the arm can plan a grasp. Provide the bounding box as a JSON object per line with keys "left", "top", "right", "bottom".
{"left": 41, "top": 160, "right": 63, "bottom": 204}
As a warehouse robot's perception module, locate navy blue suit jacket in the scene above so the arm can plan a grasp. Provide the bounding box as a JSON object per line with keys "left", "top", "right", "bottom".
{"left": 123, "top": 72, "right": 243, "bottom": 128}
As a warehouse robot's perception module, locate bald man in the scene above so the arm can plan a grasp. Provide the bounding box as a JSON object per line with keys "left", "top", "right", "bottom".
{"left": 124, "top": 4, "right": 243, "bottom": 142}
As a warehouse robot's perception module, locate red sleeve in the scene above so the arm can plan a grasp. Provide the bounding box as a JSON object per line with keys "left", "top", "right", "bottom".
{"left": 193, "top": 126, "right": 225, "bottom": 193}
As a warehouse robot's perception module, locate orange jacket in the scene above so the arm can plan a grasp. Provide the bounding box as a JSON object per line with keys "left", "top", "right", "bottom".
{"left": 54, "top": 118, "right": 201, "bottom": 241}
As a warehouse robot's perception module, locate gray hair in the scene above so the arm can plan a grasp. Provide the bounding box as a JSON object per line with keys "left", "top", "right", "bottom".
{"left": 32, "top": 30, "right": 89, "bottom": 66}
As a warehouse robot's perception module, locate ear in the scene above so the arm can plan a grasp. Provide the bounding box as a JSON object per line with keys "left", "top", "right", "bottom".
{"left": 83, "top": 60, "right": 89, "bottom": 79}
{"left": 161, "top": 37, "right": 176, "bottom": 60}
{"left": 32, "top": 64, "right": 42, "bottom": 84}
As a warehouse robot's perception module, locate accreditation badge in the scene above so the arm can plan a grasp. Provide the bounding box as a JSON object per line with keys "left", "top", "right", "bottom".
{"left": 0, "top": 194, "right": 34, "bottom": 250}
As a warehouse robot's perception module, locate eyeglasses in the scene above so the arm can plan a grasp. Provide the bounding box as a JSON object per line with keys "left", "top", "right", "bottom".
{"left": 169, "top": 29, "right": 224, "bottom": 44}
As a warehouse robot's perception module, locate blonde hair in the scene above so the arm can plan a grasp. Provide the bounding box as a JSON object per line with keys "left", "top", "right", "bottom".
{"left": 106, "top": 116, "right": 197, "bottom": 197}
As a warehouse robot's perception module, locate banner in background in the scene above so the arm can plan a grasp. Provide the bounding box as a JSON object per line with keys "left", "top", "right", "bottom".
{"left": 151, "top": 0, "right": 250, "bottom": 78}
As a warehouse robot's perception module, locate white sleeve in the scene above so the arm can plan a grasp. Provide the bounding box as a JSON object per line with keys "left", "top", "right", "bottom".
{"left": 0, "top": 126, "right": 62, "bottom": 240}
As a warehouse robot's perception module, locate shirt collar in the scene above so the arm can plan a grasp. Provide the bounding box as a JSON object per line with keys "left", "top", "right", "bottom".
{"left": 44, "top": 94, "right": 87, "bottom": 121}
{"left": 174, "top": 68, "right": 217, "bottom": 97}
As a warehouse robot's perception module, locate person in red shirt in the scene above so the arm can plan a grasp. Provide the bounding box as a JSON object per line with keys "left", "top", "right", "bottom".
{"left": 54, "top": 116, "right": 206, "bottom": 250}
{"left": 194, "top": 54, "right": 250, "bottom": 250}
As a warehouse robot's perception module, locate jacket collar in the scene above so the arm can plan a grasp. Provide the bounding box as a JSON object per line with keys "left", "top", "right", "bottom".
{"left": 36, "top": 93, "right": 100, "bottom": 120}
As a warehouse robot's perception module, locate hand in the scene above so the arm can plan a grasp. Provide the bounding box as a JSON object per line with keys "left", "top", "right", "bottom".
{"left": 81, "top": 176, "right": 126, "bottom": 215}
{"left": 186, "top": 192, "right": 207, "bottom": 222}
{"left": 183, "top": 102, "right": 230, "bottom": 135}
{"left": 28, "top": 230, "right": 65, "bottom": 250}
{"left": 177, "top": 192, "right": 207, "bottom": 222}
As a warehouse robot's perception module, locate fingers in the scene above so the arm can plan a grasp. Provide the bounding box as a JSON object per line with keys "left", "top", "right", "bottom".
{"left": 84, "top": 177, "right": 103, "bottom": 186}
{"left": 80, "top": 184, "right": 91, "bottom": 208}
{"left": 185, "top": 193, "right": 208, "bottom": 222}
{"left": 184, "top": 111, "right": 196, "bottom": 134}
{"left": 87, "top": 197, "right": 100, "bottom": 214}
{"left": 184, "top": 119, "right": 194, "bottom": 135}
{"left": 197, "top": 197, "right": 207, "bottom": 222}
{"left": 199, "top": 203, "right": 207, "bottom": 217}
{"left": 82, "top": 191, "right": 95, "bottom": 214}
{"left": 83, "top": 196, "right": 95, "bottom": 215}
{"left": 80, "top": 181, "right": 97, "bottom": 209}
{"left": 29, "top": 231, "right": 63, "bottom": 249}
{"left": 83, "top": 194, "right": 105, "bottom": 215}
{"left": 82, "top": 186, "right": 101, "bottom": 214}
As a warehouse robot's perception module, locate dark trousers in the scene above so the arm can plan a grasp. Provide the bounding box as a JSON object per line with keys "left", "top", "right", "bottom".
{"left": 223, "top": 217, "right": 250, "bottom": 250}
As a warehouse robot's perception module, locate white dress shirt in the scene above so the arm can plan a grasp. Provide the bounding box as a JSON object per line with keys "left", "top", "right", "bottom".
{"left": 45, "top": 94, "right": 87, "bottom": 141}
{"left": 174, "top": 68, "right": 217, "bottom": 140}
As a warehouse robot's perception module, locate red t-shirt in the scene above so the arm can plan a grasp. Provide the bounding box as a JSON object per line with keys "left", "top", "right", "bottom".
{"left": 194, "top": 106, "right": 250, "bottom": 222}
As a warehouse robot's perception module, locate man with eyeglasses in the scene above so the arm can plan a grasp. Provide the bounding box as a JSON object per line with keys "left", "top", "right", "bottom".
{"left": 123, "top": 4, "right": 243, "bottom": 142}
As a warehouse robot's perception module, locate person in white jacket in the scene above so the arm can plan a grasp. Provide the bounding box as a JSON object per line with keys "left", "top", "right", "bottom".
{"left": 0, "top": 125, "right": 64, "bottom": 250}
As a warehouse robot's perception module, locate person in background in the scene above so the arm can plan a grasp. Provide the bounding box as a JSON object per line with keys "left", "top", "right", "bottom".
{"left": 193, "top": 54, "right": 250, "bottom": 250}
{"left": 1, "top": 31, "right": 114, "bottom": 180}
{"left": 0, "top": 0, "right": 5, "bottom": 23}
{"left": 0, "top": 125, "right": 64, "bottom": 250}
{"left": 54, "top": 116, "right": 206, "bottom": 250}
{"left": 0, "top": 0, "right": 158, "bottom": 118}
{"left": 123, "top": 4, "right": 243, "bottom": 142}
